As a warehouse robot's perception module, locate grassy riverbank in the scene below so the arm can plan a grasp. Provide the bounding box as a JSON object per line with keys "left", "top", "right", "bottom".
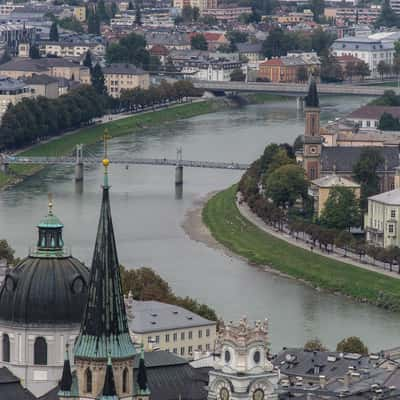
{"left": 203, "top": 185, "right": 400, "bottom": 311}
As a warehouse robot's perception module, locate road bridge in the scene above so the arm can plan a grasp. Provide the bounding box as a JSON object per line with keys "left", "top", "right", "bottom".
{"left": 193, "top": 81, "right": 398, "bottom": 97}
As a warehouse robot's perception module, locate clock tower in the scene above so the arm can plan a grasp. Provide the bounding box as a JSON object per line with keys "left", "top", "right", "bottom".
{"left": 303, "top": 78, "right": 322, "bottom": 180}
{"left": 208, "top": 318, "right": 279, "bottom": 400}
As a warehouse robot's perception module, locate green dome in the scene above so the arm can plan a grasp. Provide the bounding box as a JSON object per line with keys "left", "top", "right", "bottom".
{"left": 37, "top": 213, "right": 63, "bottom": 229}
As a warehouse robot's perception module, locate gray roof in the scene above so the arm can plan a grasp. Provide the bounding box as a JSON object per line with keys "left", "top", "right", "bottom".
{"left": 128, "top": 300, "right": 216, "bottom": 333}
{"left": 236, "top": 42, "right": 262, "bottom": 53}
{"left": 23, "top": 74, "right": 58, "bottom": 85}
{"left": 103, "top": 63, "right": 147, "bottom": 75}
{"left": 0, "top": 76, "right": 28, "bottom": 91}
{"left": 0, "top": 57, "right": 83, "bottom": 72}
{"left": 320, "top": 146, "right": 399, "bottom": 173}
{"left": 0, "top": 367, "right": 36, "bottom": 400}
{"left": 331, "top": 37, "right": 394, "bottom": 51}
{"left": 369, "top": 188, "right": 400, "bottom": 205}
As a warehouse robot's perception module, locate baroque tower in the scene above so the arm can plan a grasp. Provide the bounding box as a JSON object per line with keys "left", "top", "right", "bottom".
{"left": 73, "top": 144, "right": 136, "bottom": 399}
{"left": 302, "top": 78, "right": 322, "bottom": 180}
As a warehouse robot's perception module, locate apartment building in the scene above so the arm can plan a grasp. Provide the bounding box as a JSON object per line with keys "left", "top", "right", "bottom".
{"left": 103, "top": 63, "right": 150, "bottom": 97}
{"left": 173, "top": 0, "right": 217, "bottom": 12}
{"left": 73, "top": 6, "right": 86, "bottom": 22}
{"left": 126, "top": 300, "right": 217, "bottom": 358}
{"left": 0, "top": 76, "right": 33, "bottom": 118}
{"left": 202, "top": 6, "right": 251, "bottom": 22}
{"left": 39, "top": 41, "right": 105, "bottom": 58}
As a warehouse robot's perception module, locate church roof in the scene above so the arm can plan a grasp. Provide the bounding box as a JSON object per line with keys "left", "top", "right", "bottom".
{"left": 0, "top": 367, "right": 36, "bottom": 400}
{"left": 312, "top": 174, "right": 360, "bottom": 188}
{"left": 305, "top": 78, "right": 319, "bottom": 108}
{"left": 74, "top": 172, "right": 135, "bottom": 360}
{"left": 368, "top": 188, "right": 400, "bottom": 205}
{"left": 321, "top": 146, "right": 399, "bottom": 174}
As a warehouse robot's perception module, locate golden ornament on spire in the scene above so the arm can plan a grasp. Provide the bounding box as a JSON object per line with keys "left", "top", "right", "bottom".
{"left": 102, "top": 129, "right": 112, "bottom": 187}
{"left": 48, "top": 192, "right": 53, "bottom": 215}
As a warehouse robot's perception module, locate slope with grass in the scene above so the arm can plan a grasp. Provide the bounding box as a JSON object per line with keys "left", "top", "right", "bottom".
{"left": 203, "top": 185, "right": 400, "bottom": 311}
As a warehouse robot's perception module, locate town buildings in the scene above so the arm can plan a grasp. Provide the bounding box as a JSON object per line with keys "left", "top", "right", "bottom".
{"left": 103, "top": 63, "right": 150, "bottom": 97}
{"left": 125, "top": 298, "right": 217, "bottom": 356}
{"left": 202, "top": 6, "right": 252, "bottom": 22}
{"left": 346, "top": 105, "right": 400, "bottom": 131}
{"left": 0, "top": 76, "right": 33, "bottom": 118}
{"left": 172, "top": 0, "right": 217, "bottom": 12}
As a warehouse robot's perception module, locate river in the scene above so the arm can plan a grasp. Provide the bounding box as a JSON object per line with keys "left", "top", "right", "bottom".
{"left": 1, "top": 95, "right": 400, "bottom": 353}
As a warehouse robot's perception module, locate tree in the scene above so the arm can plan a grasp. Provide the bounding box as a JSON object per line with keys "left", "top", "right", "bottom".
{"left": 0, "top": 240, "right": 15, "bottom": 264}
{"left": 191, "top": 34, "right": 208, "bottom": 50}
{"left": 83, "top": 50, "right": 93, "bottom": 70}
{"left": 230, "top": 69, "right": 245, "bottom": 81}
{"left": 262, "top": 27, "right": 287, "bottom": 58}
{"left": 135, "top": 4, "right": 142, "bottom": 25}
{"left": 96, "top": 0, "right": 109, "bottom": 22}
{"left": 371, "top": 90, "right": 400, "bottom": 106}
{"left": 49, "top": 22, "right": 59, "bottom": 42}
{"left": 320, "top": 186, "right": 361, "bottom": 230}
{"left": 354, "top": 60, "right": 370, "bottom": 81}
{"left": 87, "top": 8, "right": 100, "bottom": 34}
{"left": 378, "top": 112, "right": 400, "bottom": 130}
{"left": 182, "top": 5, "right": 194, "bottom": 22}
{"left": 320, "top": 54, "right": 343, "bottom": 82}
{"left": 265, "top": 164, "right": 308, "bottom": 208}
{"left": 304, "top": 338, "right": 327, "bottom": 351}
{"left": 91, "top": 63, "right": 106, "bottom": 95}
{"left": 353, "top": 148, "right": 384, "bottom": 210}
{"left": 0, "top": 49, "right": 11, "bottom": 65}
{"left": 226, "top": 30, "right": 248, "bottom": 45}
{"left": 58, "top": 16, "right": 84, "bottom": 33}
{"left": 128, "top": 1, "right": 134, "bottom": 10}
{"left": 336, "top": 337, "right": 368, "bottom": 355}
{"left": 345, "top": 61, "right": 356, "bottom": 82}
{"left": 375, "top": 0, "right": 399, "bottom": 28}
{"left": 334, "top": 230, "right": 354, "bottom": 256}
{"left": 377, "top": 60, "right": 390, "bottom": 80}
{"left": 310, "top": 0, "right": 325, "bottom": 21}
{"left": 296, "top": 66, "right": 308, "bottom": 82}
{"left": 29, "top": 45, "right": 41, "bottom": 59}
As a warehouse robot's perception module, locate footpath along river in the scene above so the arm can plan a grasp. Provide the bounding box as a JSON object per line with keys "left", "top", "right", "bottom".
{"left": 1, "top": 95, "right": 399, "bottom": 353}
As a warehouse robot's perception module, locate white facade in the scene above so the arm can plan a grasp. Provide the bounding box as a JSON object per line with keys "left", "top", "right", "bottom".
{"left": 0, "top": 323, "right": 79, "bottom": 397}
{"left": 39, "top": 42, "right": 105, "bottom": 58}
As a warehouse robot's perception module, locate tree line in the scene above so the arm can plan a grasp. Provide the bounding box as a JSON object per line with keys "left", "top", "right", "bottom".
{"left": 0, "top": 86, "right": 105, "bottom": 149}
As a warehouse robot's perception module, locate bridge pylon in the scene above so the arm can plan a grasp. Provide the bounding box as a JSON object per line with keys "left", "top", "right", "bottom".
{"left": 175, "top": 147, "right": 183, "bottom": 186}
{"left": 0, "top": 154, "right": 9, "bottom": 175}
{"left": 75, "top": 144, "right": 84, "bottom": 182}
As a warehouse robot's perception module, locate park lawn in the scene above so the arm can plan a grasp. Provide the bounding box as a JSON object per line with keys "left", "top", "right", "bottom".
{"left": 0, "top": 100, "right": 224, "bottom": 183}
{"left": 203, "top": 185, "right": 400, "bottom": 311}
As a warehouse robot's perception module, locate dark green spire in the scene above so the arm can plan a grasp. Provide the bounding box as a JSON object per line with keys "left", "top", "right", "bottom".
{"left": 74, "top": 164, "right": 135, "bottom": 360}
{"left": 100, "top": 355, "right": 118, "bottom": 399}
{"left": 137, "top": 346, "right": 149, "bottom": 394}
{"left": 58, "top": 345, "right": 73, "bottom": 398}
{"left": 305, "top": 77, "right": 319, "bottom": 108}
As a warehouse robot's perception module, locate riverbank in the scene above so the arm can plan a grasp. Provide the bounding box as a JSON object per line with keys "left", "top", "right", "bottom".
{"left": 202, "top": 185, "right": 400, "bottom": 312}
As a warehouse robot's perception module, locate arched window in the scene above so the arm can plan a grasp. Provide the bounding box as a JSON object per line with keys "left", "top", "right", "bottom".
{"left": 310, "top": 167, "right": 315, "bottom": 180}
{"left": 122, "top": 367, "right": 129, "bottom": 393}
{"left": 2, "top": 334, "right": 10, "bottom": 362}
{"left": 34, "top": 337, "right": 47, "bottom": 365}
{"left": 85, "top": 368, "right": 92, "bottom": 393}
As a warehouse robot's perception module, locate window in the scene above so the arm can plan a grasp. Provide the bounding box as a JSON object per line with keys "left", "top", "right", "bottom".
{"left": 206, "top": 344, "right": 210, "bottom": 351}
{"left": 155, "top": 336, "right": 160, "bottom": 344}
{"left": 188, "top": 346, "right": 193, "bottom": 354}
{"left": 85, "top": 368, "right": 92, "bottom": 393}
{"left": 147, "top": 336, "right": 152, "bottom": 343}
{"left": 165, "top": 334, "right": 170, "bottom": 342}
{"left": 198, "top": 344, "right": 202, "bottom": 351}
{"left": 181, "top": 332, "right": 185, "bottom": 340}
{"left": 173, "top": 333, "right": 177, "bottom": 342}
{"left": 389, "top": 224, "right": 394, "bottom": 233}
{"left": 173, "top": 348, "right": 177, "bottom": 354}
{"left": 2, "top": 334, "right": 9, "bottom": 362}
{"left": 180, "top": 347, "right": 185, "bottom": 356}
{"left": 188, "top": 331, "right": 192, "bottom": 339}
{"left": 206, "top": 328, "right": 210, "bottom": 337}
{"left": 366, "top": 120, "right": 370, "bottom": 127}
{"left": 122, "top": 368, "right": 129, "bottom": 393}
{"left": 310, "top": 167, "right": 315, "bottom": 179}
{"left": 198, "top": 330, "right": 202, "bottom": 338}
{"left": 34, "top": 337, "right": 47, "bottom": 365}
{"left": 391, "top": 210, "right": 396, "bottom": 218}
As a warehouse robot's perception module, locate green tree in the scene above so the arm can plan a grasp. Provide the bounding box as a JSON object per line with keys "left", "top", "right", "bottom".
{"left": 336, "top": 336, "right": 368, "bottom": 355}
{"left": 310, "top": 0, "right": 325, "bottom": 21}
{"left": 334, "top": 230, "right": 354, "bottom": 257}
{"left": 58, "top": 16, "right": 84, "bottom": 33}
{"left": 354, "top": 60, "right": 370, "bottom": 80}
{"left": 378, "top": 60, "right": 390, "bottom": 80}
{"left": 265, "top": 164, "right": 308, "bottom": 208}
{"left": 135, "top": 3, "right": 142, "bottom": 25}
{"left": 378, "top": 112, "right": 400, "bottom": 130}
{"left": 353, "top": 148, "right": 384, "bottom": 210}
{"left": 320, "top": 54, "right": 343, "bottom": 82}
{"left": 345, "top": 61, "right": 356, "bottom": 82}
{"left": 320, "top": 186, "right": 361, "bottom": 230}
{"left": 304, "top": 338, "right": 327, "bottom": 351}
{"left": 83, "top": 50, "right": 92, "bottom": 70}
{"left": 87, "top": 8, "right": 100, "bottom": 34}
{"left": 91, "top": 63, "right": 106, "bottom": 95}
{"left": 395, "top": 40, "right": 400, "bottom": 58}
{"left": 227, "top": 30, "right": 248, "bottom": 45}
{"left": 375, "top": 0, "right": 399, "bottom": 28}
{"left": 371, "top": 90, "right": 400, "bottom": 106}
{"left": 182, "top": 5, "right": 194, "bottom": 22}
{"left": 128, "top": 1, "right": 134, "bottom": 10}
{"left": 191, "top": 34, "right": 208, "bottom": 50}
{"left": 0, "top": 239, "right": 15, "bottom": 264}
{"left": 230, "top": 68, "right": 245, "bottom": 81}
{"left": 96, "top": 0, "right": 109, "bottom": 22}
{"left": 49, "top": 22, "right": 59, "bottom": 42}
{"left": 262, "top": 27, "right": 287, "bottom": 58}
{"left": 29, "top": 45, "right": 40, "bottom": 59}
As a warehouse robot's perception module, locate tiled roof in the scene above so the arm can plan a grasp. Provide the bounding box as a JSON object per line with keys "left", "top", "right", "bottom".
{"left": 369, "top": 188, "right": 400, "bottom": 205}
{"left": 348, "top": 105, "right": 400, "bottom": 120}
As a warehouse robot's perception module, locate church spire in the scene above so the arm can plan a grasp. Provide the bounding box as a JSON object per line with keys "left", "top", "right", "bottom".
{"left": 74, "top": 134, "right": 135, "bottom": 360}
{"left": 137, "top": 345, "right": 149, "bottom": 394}
{"left": 58, "top": 345, "right": 73, "bottom": 399}
{"left": 305, "top": 77, "right": 319, "bottom": 108}
{"left": 99, "top": 355, "right": 118, "bottom": 399}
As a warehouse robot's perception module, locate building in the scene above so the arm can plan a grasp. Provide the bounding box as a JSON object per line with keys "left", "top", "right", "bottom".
{"left": 23, "top": 74, "right": 59, "bottom": 99}
{"left": 181, "top": 58, "right": 243, "bottom": 81}
{"left": 325, "top": 6, "right": 381, "bottom": 25}
{"left": 0, "top": 23, "right": 36, "bottom": 55}
{"left": 72, "top": 6, "right": 86, "bottom": 22}
{"left": 103, "top": 63, "right": 150, "bottom": 98}
{"left": 0, "top": 58, "right": 90, "bottom": 83}
{"left": 125, "top": 298, "right": 217, "bottom": 357}
{"left": 346, "top": 105, "right": 400, "bottom": 131}
{"left": 0, "top": 76, "right": 33, "bottom": 118}
{"left": 258, "top": 53, "right": 320, "bottom": 83}
{"left": 202, "top": 6, "right": 252, "bottom": 22}
{"left": 390, "top": 0, "right": 400, "bottom": 14}
{"left": 331, "top": 36, "right": 394, "bottom": 78}
{"left": 173, "top": 0, "right": 217, "bottom": 12}
{"left": 208, "top": 318, "right": 279, "bottom": 400}
{"left": 0, "top": 200, "right": 90, "bottom": 397}
{"left": 39, "top": 41, "right": 105, "bottom": 58}
{"left": 300, "top": 79, "right": 399, "bottom": 192}
{"left": 274, "top": 10, "right": 314, "bottom": 25}
{"left": 310, "top": 174, "right": 361, "bottom": 217}
{"left": 236, "top": 42, "right": 263, "bottom": 63}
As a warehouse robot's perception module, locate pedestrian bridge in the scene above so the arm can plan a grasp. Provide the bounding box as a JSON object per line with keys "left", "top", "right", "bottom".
{"left": 193, "top": 81, "right": 399, "bottom": 96}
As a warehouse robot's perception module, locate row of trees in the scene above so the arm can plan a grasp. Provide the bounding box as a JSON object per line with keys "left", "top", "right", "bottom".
{"left": 119, "top": 80, "right": 200, "bottom": 110}
{"left": 304, "top": 336, "right": 368, "bottom": 355}
{"left": 120, "top": 266, "right": 218, "bottom": 321}
{"left": 0, "top": 86, "right": 105, "bottom": 149}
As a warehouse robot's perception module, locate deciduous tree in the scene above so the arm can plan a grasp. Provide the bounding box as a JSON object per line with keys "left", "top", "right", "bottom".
{"left": 336, "top": 337, "right": 368, "bottom": 355}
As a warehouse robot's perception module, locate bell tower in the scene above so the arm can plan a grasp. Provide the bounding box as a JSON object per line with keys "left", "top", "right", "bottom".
{"left": 303, "top": 78, "right": 322, "bottom": 180}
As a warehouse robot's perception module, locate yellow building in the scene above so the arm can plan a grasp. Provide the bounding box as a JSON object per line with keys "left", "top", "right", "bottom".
{"left": 125, "top": 298, "right": 217, "bottom": 358}
{"left": 73, "top": 6, "right": 86, "bottom": 22}
{"left": 103, "top": 63, "right": 150, "bottom": 98}
{"left": 310, "top": 174, "right": 361, "bottom": 217}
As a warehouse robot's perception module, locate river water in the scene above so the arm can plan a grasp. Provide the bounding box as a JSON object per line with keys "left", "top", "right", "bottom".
{"left": 1, "top": 96, "right": 400, "bottom": 353}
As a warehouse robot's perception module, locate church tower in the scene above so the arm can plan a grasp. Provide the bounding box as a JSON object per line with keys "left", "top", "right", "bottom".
{"left": 303, "top": 78, "right": 322, "bottom": 180}
{"left": 73, "top": 146, "right": 136, "bottom": 399}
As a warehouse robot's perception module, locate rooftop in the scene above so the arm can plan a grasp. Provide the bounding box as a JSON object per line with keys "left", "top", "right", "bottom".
{"left": 103, "top": 63, "right": 147, "bottom": 75}
{"left": 127, "top": 300, "right": 216, "bottom": 333}
{"left": 312, "top": 174, "right": 360, "bottom": 188}
{"left": 348, "top": 105, "right": 400, "bottom": 120}
{"left": 369, "top": 188, "right": 400, "bottom": 205}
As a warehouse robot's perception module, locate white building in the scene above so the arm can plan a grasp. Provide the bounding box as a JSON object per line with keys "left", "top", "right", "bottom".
{"left": 331, "top": 36, "right": 394, "bottom": 78}
{"left": 182, "top": 59, "right": 244, "bottom": 81}
{"left": 0, "top": 76, "right": 33, "bottom": 119}
{"left": 390, "top": 0, "right": 400, "bottom": 14}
